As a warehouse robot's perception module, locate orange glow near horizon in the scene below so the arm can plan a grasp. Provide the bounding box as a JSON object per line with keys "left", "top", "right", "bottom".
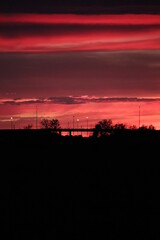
{"left": 1, "top": 100, "right": 160, "bottom": 130}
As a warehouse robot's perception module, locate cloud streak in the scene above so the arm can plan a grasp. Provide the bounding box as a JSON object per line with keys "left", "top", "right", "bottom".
{"left": 0, "top": 14, "right": 160, "bottom": 52}
{"left": 1, "top": 96, "right": 160, "bottom": 106}
{"left": 1, "top": 14, "right": 160, "bottom": 25}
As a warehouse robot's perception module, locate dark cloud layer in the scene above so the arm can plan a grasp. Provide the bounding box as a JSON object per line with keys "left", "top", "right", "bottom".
{"left": 0, "top": 23, "right": 160, "bottom": 38}
{"left": 0, "top": 0, "right": 159, "bottom": 14}
{"left": 0, "top": 51, "right": 160, "bottom": 98}
{"left": 1, "top": 96, "right": 160, "bottom": 106}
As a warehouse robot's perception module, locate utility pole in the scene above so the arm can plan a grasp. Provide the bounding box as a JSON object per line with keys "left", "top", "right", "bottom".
{"left": 68, "top": 122, "right": 69, "bottom": 129}
{"left": 77, "top": 119, "right": 79, "bottom": 128}
{"left": 86, "top": 117, "right": 88, "bottom": 137}
{"left": 73, "top": 116, "right": 75, "bottom": 129}
{"left": 11, "top": 117, "right": 13, "bottom": 130}
{"left": 73, "top": 116, "right": 75, "bottom": 136}
{"left": 36, "top": 105, "right": 38, "bottom": 130}
{"left": 139, "top": 105, "right": 141, "bottom": 129}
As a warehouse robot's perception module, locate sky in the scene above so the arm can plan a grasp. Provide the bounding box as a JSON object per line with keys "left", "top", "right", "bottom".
{"left": 0, "top": 1, "right": 160, "bottom": 130}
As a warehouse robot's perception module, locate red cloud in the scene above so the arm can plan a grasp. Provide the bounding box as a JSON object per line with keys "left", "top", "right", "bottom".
{"left": 0, "top": 14, "right": 160, "bottom": 25}
{"left": 0, "top": 14, "right": 160, "bottom": 52}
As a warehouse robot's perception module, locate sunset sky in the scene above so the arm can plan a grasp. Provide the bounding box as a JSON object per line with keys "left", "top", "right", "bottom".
{"left": 0, "top": 0, "right": 160, "bottom": 129}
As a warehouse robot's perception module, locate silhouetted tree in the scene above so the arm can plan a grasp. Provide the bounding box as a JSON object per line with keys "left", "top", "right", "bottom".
{"left": 139, "top": 125, "right": 148, "bottom": 131}
{"left": 24, "top": 124, "right": 33, "bottom": 130}
{"left": 41, "top": 118, "right": 61, "bottom": 129}
{"left": 114, "top": 123, "right": 126, "bottom": 130}
{"left": 148, "top": 125, "right": 155, "bottom": 130}
{"left": 49, "top": 119, "right": 61, "bottom": 129}
{"left": 139, "top": 124, "right": 155, "bottom": 131}
{"left": 129, "top": 125, "right": 137, "bottom": 130}
{"left": 94, "top": 119, "right": 113, "bottom": 137}
{"left": 41, "top": 119, "right": 50, "bottom": 129}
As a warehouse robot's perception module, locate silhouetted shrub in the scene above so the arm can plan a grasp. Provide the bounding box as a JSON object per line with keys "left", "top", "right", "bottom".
{"left": 24, "top": 124, "right": 33, "bottom": 130}
{"left": 41, "top": 118, "right": 61, "bottom": 129}
{"left": 94, "top": 119, "right": 113, "bottom": 137}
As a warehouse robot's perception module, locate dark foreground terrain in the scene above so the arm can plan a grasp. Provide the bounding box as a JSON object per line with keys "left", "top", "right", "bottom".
{"left": 0, "top": 130, "right": 160, "bottom": 239}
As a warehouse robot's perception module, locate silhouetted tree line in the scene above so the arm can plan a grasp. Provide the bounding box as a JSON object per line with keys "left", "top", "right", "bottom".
{"left": 36, "top": 118, "right": 156, "bottom": 137}
{"left": 93, "top": 119, "right": 155, "bottom": 137}
{"left": 24, "top": 124, "right": 33, "bottom": 130}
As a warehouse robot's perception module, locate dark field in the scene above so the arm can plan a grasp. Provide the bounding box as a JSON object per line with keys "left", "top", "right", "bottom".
{"left": 1, "top": 130, "right": 160, "bottom": 239}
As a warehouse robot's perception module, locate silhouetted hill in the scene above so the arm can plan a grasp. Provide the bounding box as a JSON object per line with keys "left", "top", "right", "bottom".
{"left": 0, "top": 130, "right": 160, "bottom": 239}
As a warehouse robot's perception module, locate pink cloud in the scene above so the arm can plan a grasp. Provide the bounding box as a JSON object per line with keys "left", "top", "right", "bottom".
{"left": 0, "top": 14, "right": 160, "bottom": 25}
{"left": 0, "top": 14, "right": 159, "bottom": 52}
